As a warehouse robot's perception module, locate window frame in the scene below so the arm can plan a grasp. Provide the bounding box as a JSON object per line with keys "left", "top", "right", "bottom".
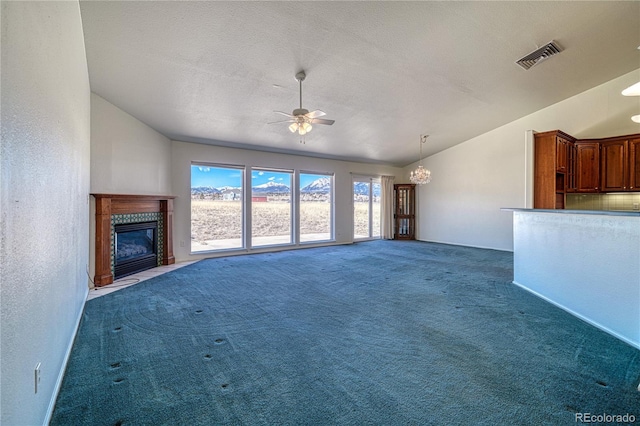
{"left": 250, "top": 167, "right": 295, "bottom": 248}
{"left": 352, "top": 175, "right": 382, "bottom": 241}
{"left": 299, "top": 171, "right": 335, "bottom": 244}
{"left": 190, "top": 162, "right": 246, "bottom": 254}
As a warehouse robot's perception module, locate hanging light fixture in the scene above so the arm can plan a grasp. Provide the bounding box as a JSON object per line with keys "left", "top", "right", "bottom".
{"left": 409, "top": 134, "right": 431, "bottom": 185}
{"left": 288, "top": 119, "right": 312, "bottom": 135}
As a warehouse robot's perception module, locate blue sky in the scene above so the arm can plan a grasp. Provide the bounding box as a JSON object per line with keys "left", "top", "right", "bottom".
{"left": 191, "top": 165, "right": 327, "bottom": 188}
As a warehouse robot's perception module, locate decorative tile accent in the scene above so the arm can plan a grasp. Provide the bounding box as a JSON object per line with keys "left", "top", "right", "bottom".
{"left": 110, "top": 212, "right": 164, "bottom": 274}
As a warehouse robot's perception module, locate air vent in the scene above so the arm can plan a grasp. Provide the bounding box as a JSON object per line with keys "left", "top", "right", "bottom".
{"left": 516, "top": 41, "right": 563, "bottom": 70}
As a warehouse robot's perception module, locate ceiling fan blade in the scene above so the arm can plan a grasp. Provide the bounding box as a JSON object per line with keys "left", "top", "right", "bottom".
{"left": 305, "top": 110, "right": 326, "bottom": 119}
{"left": 274, "top": 111, "right": 295, "bottom": 118}
{"left": 268, "top": 119, "right": 296, "bottom": 124}
{"left": 310, "top": 118, "right": 335, "bottom": 125}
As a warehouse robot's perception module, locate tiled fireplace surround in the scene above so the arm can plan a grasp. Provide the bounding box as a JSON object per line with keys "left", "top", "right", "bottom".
{"left": 92, "top": 194, "right": 175, "bottom": 287}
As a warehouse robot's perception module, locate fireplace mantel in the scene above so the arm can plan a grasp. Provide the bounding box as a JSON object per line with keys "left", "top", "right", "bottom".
{"left": 92, "top": 194, "right": 176, "bottom": 286}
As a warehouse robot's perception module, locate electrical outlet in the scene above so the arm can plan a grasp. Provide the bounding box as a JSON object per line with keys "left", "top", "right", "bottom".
{"left": 34, "top": 363, "right": 41, "bottom": 394}
{"left": 633, "top": 203, "right": 639, "bottom": 210}
{"left": 180, "top": 241, "right": 185, "bottom": 248}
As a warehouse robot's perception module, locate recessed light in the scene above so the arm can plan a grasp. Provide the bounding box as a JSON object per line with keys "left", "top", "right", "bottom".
{"left": 632, "top": 115, "right": 640, "bottom": 123}
{"left": 622, "top": 82, "right": 640, "bottom": 96}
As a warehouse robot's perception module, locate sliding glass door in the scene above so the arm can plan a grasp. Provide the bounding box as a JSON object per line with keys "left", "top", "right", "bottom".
{"left": 353, "top": 177, "right": 381, "bottom": 240}
{"left": 300, "top": 172, "right": 333, "bottom": 242}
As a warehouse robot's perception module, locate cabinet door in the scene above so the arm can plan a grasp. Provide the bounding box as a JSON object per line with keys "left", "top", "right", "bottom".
{"left": 600, "top": 140, "right": 627, "bottom": 191}
{"left": 566, "top": 141, "right": 576, "bottom": 192}
{"left": 556, "top": 137, "right": 568, "bottom": 172}
{"left": 629, "top": 138, "right": 640, "bottom": 191}
{"left": 576, "top": 143, "right": 600, "bottom": 192}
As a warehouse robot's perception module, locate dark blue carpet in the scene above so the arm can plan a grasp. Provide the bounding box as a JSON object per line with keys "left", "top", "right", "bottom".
{"left": 51, "top": 240, "right": 640, "bottom": 425}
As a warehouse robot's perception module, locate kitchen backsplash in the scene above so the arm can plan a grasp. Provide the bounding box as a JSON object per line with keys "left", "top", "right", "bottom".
{"left": 565, "top": 193, "right": 640, "bottom": 211}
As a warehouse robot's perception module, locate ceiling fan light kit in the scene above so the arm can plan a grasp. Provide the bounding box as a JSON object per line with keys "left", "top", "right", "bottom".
{"left": 269, "top": 70, "right": 335, "bottom": 139}
{"left": 289, "top": 121, "right": 312, "bottom": 135}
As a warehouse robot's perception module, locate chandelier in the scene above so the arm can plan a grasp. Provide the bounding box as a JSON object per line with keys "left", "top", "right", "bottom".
{"left": 410, "top": 135, "right": 431, "bottom": 185}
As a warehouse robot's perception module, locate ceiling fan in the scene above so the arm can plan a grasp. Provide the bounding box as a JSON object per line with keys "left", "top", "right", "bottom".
{"left": 270, "top": 71, "right": 335, "bottom": 138}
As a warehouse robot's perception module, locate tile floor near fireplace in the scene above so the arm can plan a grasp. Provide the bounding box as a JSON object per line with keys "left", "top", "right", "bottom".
{"left": 88, "top": 261, "right": 197, "bottom": 300}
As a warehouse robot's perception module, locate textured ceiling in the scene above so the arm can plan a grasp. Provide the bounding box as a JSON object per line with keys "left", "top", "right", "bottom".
{"left": 79, "top": 1, "right": 640, "bottom": 166}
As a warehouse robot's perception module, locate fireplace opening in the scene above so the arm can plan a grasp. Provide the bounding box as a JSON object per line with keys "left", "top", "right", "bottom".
{"left": 114, "top": 221, "right": 158, "bottom": 279}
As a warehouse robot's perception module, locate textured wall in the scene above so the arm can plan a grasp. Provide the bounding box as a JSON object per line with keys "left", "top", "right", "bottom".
{"left": 0, "top": 2, "right": 90, "bottom": 425}
{"left": 406, "top": 68, "right": 640, "bottom": 251}
{"left": 170, "top": 140, "right": 403, "bottom": 262}
{"left": 88, "top": 94, "right": 172, "bottom": 283}
{"left": 90, "top": 92, "right": 172, "bottom": 195}
{"left": 512, "top": 211, "right": 640, "bottom": 349}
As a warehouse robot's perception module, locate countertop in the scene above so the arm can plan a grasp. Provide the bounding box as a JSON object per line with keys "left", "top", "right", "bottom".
{"left": 501, "top": 208, "right": 640, "bottom": 217}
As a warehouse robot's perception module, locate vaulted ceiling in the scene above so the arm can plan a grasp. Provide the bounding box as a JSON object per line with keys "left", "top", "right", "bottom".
{"left": 79, "top": 1, "right": 640, "bottom": 166}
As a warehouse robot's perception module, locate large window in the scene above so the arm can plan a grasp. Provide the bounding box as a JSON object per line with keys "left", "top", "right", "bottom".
{"left": 191, "top": 163, "right": 336, "bottom": 253}
{"left": 191, "top": 164, "right": 244, "bottom": 252}
{"left": 251, "top": 169, "right": 293, "bottom": 247}
{"left": 300, "top": 173, "right": 333, "bottom": 242}
{"left": 353, "top": 177, "right": 381, "bottom": 240}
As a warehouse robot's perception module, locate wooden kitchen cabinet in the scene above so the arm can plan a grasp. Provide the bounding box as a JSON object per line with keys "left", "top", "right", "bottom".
{"left": 566, "top": 141, "right": 576, "bottom": 192}
{"left": 534, "top": 130, "right": 574, "bottom": 209}
{"left": 535, "top": 131, "right": 640, "bottom": 205}
{"left": 556, "top": 136, "right": 569, "bottom": 172}
{"left": 629, "top": 138, "right": 640, "bottom": 191}
{"left": 575, "top": 142, "right": 600, "bottom": 193}
{"left": 600, "top": 139, "right": 628, "bottom": 192}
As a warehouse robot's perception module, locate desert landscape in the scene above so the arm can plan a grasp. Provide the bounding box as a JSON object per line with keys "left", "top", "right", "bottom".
{"left": 191, "top": 199, "right": 379, "bottom": 244}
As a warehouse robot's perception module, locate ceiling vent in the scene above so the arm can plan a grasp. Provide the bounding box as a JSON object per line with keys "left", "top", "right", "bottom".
{"left": 516, "top": 41, "right": 563, "bottom": 70}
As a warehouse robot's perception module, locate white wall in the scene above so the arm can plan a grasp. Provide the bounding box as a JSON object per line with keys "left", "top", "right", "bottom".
{"left": 407, "top": 68, "right": 640, "bottom": 251}
{"left": 90, "top": 92, "right": 172, "bottom": 195}
{"left": 0, "top": 2, "right": 90, "bottom": 425}
{"left": 171, "top": 140, "right": 403, "bottom": 262}
{"left": 89, "top": 94, "right": 172, "bottom": 284}
{"left": 512, "top": 210, "right": 640, "bottom": 349}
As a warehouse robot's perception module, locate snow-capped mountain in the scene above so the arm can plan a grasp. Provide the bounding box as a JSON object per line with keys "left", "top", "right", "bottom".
{"left": 301, "top": 177, "right": 331, "bottom": 193}
{"left": 353, "top": 182, "right": 381, "bottom": 197}
{"left": 191, "top": 186, "right": 220, "bottom": 196}
{"left": 217, "top": 186, "right": 241, "bottom": 193}
{"left": 252, "top": 181, "right": 290, "bottom": 193}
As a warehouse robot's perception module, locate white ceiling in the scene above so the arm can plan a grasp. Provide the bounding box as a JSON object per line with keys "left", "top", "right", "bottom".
{"left": 79, "top": 1, "right": 640, "bottom": 166}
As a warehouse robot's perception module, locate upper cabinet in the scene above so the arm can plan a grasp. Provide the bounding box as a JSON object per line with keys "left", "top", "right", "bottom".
{"left": 556, "top": 135, "right": 570, "bottom": 173}
{"left": 534, "top": 130, "right": 575, "bottom": 209}
{"left": 534, "top": 131, "right": 640, "bottom": 208}
{"left": 600, "top": 139, "right": 627, "bottom": 192}
{"left": 575, "top": 143, "right": 600, "bottom": 193}
{"left": 627, "top": 138, "right": 640, "bottom": 191}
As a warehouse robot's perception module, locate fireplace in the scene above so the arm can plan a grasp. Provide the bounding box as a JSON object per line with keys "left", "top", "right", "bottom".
{"left": 114, "top": 221, "right": 158, "bottom": 279}
{"left": 92, "top": 194, "right": 175, "bottom": 286}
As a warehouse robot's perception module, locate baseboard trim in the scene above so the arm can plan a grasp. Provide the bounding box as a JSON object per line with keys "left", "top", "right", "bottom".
{"left": 416, "top": 238, "right": 513, "bottom": 253}
{"left": 43, "top": 285, "right": 89, "bottom": 426}
{"left": 512, "top": 280, "right": 640, "bottom": 351}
